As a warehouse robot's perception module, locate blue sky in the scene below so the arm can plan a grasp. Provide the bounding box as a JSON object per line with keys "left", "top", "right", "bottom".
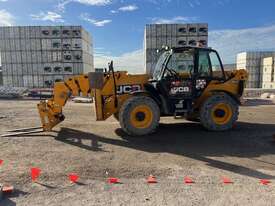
{"left": 1, "top": 0, "right": 275, "bottom": 72}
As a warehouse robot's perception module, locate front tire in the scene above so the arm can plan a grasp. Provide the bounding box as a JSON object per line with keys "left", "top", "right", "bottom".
{"left": 200, "top": 93, "right": 239, "bottom": 131}
{"left": 119, "top": 96, "right": 160, "bottom": 136}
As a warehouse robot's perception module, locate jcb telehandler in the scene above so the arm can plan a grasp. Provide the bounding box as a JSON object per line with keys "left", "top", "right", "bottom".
{"left": 37, "top": 46, "right": 248, "bottom": 136}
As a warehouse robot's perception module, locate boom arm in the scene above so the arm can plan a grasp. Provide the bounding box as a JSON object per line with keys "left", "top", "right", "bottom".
{"left": 37, "top": 75, "right": 91, "bottom": 131}
{"left": 37, "top": 68, "right": 150, "bottom": 132}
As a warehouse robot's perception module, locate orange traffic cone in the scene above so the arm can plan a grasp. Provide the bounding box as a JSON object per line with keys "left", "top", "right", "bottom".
{"left": 222, "top": 177, "right": 233, "bottom": 184}
{"left": 260, "top": 179, "right": 271, "bottom": 185}
{"left": 31, "top": 167, "right": 41, "bottom": 182}
{"left": 184, "top": 176, "right": 194, "bottom": 184}
{"left": 69, "top": 173, "right": 79, "bottom": 183}
{"left": 2, "top": 185, "right": 14, "bottom": 194}
{"left": 108, "top": 177, "right": 120, "bottom": 184}
{"left": 147, "top": 175, "right": 157, "bottom": 183}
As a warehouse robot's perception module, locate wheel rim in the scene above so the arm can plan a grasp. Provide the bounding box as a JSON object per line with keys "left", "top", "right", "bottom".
{"left": 130, "top": 105, "right": 153, "bottom": 129}
{"left": 211, "top": 103, "right": 233, "bottom": 125}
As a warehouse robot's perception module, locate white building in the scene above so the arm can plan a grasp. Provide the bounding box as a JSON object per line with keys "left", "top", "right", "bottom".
{"left": 262, "top": 57, "right": 275, "bottom": 89}
{"left": 0, "top": 26, "right": 94, "bottom": 88}
{"left": 236, "top": 51, "right": 275, "bottom": 88}
{"left": 144, "top": 23, "right": 208, "bottom": 75}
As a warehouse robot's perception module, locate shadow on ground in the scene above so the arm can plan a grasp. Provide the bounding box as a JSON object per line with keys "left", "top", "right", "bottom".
{"left": 0, "top": 198, "right": 15, "bottom": 206}
{"left": 244, "top": 99, "right": 275, "bottom": 106}
{"left": 54, "top": 121, "right": 275, "bottom": 179}
{"left": 1, "top": 189, "right": 29, "bottom": 206}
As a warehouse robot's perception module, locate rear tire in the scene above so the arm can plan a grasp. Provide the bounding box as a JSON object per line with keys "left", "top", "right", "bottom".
{"left": 200, "top": 93, "right": 239, "bottom": 131}
{"left": 119, "top": 96, "right": 160, "bottom": 136}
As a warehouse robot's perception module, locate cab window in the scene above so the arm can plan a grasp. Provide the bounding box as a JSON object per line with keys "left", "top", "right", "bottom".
{"left": 166, "top": 50, "right": 194, "bottom": 75}
{"left": 198, "top": 50, "right": 211, "bottom": 77}
{"left": 209, "top": 51, "right": 224, "bottom": 79}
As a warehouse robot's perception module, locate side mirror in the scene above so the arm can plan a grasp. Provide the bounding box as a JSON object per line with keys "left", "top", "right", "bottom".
{"left": 108, "top": 61, "right": 114, "bottom": 72}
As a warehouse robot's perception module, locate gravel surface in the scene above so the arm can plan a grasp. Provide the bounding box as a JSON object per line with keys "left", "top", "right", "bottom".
{"left": 0, "top": 99, "right": 275, "bottom": 206}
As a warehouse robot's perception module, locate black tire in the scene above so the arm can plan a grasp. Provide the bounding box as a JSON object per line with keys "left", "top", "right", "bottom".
{"left": 113, "top": 113, "right": 119, "bottom": 121}
{"left": 119, "top": 96, "right": 160, "bottom": 136}
{"left": 200, "top": 93, "right": 239, "bottom": 131}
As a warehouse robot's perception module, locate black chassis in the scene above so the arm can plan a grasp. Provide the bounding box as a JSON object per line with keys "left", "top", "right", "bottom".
{"left": 134, "top": 46, "right": 229, "bottom": 116}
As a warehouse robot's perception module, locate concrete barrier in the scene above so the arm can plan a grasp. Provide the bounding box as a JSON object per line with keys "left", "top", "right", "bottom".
{"left": 244, "top": 89, "right": 275, "bottom": 98}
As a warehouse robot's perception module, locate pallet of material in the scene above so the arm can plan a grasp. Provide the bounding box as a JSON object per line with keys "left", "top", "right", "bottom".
{"left": 0, "top": 86, "right": 29, "bottom": 98}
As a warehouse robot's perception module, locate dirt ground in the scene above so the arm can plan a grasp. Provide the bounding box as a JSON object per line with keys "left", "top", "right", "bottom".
{"left": 0, "top": 99, "right": 275, "bottom": 206}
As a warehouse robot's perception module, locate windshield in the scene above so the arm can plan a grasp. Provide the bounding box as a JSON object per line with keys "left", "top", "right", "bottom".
{"left": 166, "top": 49, "right": 194, "bottom": 74}
{"left": 152, "top": 51, "right": 171, "bottom": 80}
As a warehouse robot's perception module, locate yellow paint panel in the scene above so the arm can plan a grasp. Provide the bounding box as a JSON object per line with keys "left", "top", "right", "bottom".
{"left": 194, "top": 69, "right": 248, "bottom": 108}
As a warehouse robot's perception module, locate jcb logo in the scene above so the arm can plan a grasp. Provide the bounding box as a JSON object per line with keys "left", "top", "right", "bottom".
{"left": 117, "top": 85, "right": 141, "bottom": 94}
{"left": 170, "top": 86, "right": 190, "bottom": 94}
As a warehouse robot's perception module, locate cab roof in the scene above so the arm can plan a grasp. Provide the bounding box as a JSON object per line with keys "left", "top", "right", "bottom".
{"left": 172, "top": 46, "right": 216, "bottom": 52}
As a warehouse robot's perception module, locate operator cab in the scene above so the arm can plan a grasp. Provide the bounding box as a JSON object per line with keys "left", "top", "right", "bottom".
{"left": 150, "top": 46, "right": 226, "bottom": 116}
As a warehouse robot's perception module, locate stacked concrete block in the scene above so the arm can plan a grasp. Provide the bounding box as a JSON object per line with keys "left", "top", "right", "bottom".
{"left": 0, "top": 86, "right": 28, "bottom": 98}
{"left": 262, "top": 57, "right": 275, "bottom": 89}
{"left": 236, "top": 51, "right": 275, "bottom": 88}
{"left": 144, "top": 23, "right": 208, "bottom": 75}
{"left": 0, "top": 70, "right": 2, "bottom": 86}
{"left": 0, "top": 26, "right": 94, "bottom": 88}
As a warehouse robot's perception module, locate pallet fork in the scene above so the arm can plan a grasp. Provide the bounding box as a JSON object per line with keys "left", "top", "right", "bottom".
{"left": 1, "top": 127, "right": 43, "bottom": 137}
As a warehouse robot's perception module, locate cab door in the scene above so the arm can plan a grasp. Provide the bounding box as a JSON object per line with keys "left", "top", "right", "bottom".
{"left": 196, "top": 49, "right": 226, "bottom": 96}
{"left": 163, "top": 49, "right": 195, "bottom": 99}
{"left": 156, "top": 48, "right": 196, "bottom": 114}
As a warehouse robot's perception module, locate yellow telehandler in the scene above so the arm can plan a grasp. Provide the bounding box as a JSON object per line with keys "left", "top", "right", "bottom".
{"left": 37, "top": 46, "right": 248, "bottom": 136}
